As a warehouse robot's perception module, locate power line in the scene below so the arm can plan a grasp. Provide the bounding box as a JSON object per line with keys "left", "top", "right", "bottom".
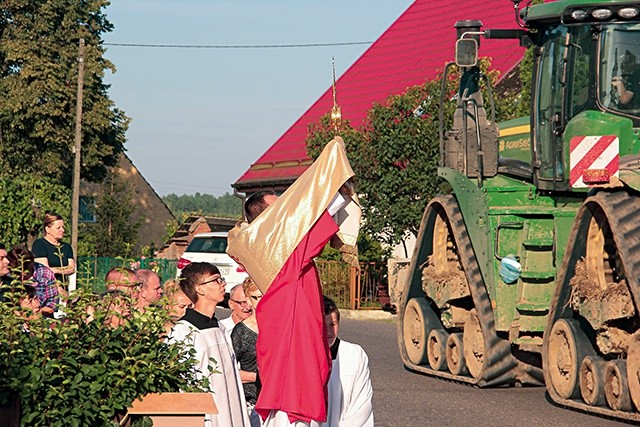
{"left": 104, "top": 41, "right": 373, "bottom": 49}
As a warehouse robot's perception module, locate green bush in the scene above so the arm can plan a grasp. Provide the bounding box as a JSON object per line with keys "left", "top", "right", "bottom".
{"left": 0, "top": 281, "right": 206, "bottom": 427}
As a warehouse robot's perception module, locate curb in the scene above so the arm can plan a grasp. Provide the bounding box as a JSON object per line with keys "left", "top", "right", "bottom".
{"left": 341, "top": 309, "right": 396, "bottom": 321}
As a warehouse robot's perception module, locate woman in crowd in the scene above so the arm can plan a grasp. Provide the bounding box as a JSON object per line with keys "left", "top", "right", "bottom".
{"left": 163, "top": 279, "right": 193, "bottom": 324}
{"left": 231, "top": 277, "right": 263, "bottom": 426}
{"left": 7, "top": 246, "right": 59, "bottom": 317}
{"left": 31, "top": 212, "right": 75, "bottom": 283}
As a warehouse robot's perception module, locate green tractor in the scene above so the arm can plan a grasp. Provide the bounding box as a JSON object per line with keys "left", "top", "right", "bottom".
{"left": 397, "top": 0, "right": 640, "bottom": 422}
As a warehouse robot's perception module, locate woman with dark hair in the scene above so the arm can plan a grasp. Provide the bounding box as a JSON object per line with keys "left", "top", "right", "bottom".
{"left": 7, "top": 246, "right": 59, "bottom": 317}
{"left": 31, "top": 212, "right": 75, "bottom": 283}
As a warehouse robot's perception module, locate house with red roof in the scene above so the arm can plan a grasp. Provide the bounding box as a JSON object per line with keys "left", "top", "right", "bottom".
{"left": 232, "top": 0, "right": 527, "bottom": 195}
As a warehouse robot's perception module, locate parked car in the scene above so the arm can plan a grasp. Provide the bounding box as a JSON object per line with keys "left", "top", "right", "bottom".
{"left": 176, "top": 232, "right": 247, "bottom": 296}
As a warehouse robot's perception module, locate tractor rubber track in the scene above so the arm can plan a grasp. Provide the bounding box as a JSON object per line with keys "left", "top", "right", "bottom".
{"left": 544, "top": 190, "right": 640, "bottom": 424}
{"left": 399, "top": 194, "right": 523, "bottom": 387}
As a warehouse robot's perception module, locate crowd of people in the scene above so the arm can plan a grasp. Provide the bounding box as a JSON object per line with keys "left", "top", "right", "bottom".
{"left": 1, "top": 138, "right": 374, "bottom": 426}
{"left": 0, "top": 216, "right": 68, "bottom": 325}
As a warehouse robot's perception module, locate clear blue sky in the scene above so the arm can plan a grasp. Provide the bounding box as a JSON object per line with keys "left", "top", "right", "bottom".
{"left": 102, "top": 1, "right": 414, "bottom": 196}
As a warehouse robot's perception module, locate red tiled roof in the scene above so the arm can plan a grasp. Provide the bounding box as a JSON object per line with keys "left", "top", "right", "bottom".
{"left": 234, "top": 0, "right": 526, "bottom": 189}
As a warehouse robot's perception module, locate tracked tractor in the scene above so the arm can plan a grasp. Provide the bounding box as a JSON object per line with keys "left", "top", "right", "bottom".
{"left": 397, "top": 0, "right": 640, "bottom": 422}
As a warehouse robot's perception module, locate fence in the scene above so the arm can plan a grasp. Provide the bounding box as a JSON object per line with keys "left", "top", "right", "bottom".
{"left": 77, "top": 257, "right": 388, "bottom": 309}
{"left": 316, "top": 260, "right": 389, "bottom": 310}
{"left": 316, "top": 261, "right": 353, "bottom": 309}
{"left": 357, "top": 262, "right": 390, "bottom": 309}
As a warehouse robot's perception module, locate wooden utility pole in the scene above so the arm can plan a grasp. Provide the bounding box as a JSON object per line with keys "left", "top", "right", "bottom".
{"left": 70, "top": 38, "right": 85, "bottom": 289}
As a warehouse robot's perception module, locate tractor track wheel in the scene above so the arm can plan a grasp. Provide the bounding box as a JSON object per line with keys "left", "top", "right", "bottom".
{"left": 463, "top": 309, "right": 485, "bottom": 379}
{"left": 580, "top": 355, "right": 606, "bottom": 407}
{"left": 403, "top": 297, "right": 439, "bottom": 365}
{"left": 628, "top": 334, "right": 640, "bottom": 411}
{"left": 605, "top": 360, "right": 633, "bottom": 412}
{"left": 446, "top": 332, "right": 468, "bottom": 376}
{"left": 547, "top": 318, "right": 595, "bottom": 399}
{"left": 399, "top": 194, "right": 518, "bottom": 386}
{"left": 427, "top": 329, "right": 449, "bottom": 371}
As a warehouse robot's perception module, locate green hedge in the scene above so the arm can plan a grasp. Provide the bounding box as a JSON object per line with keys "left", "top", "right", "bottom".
{"left": 0, "top": 282, "right": 205, "bottom": 426}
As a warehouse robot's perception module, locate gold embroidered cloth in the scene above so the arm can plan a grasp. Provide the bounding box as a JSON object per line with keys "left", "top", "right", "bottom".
{"left": 227, "top": 137, "right": 360, "bottom": 294}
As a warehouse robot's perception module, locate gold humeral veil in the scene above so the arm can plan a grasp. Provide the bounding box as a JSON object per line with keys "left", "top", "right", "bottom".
{"left": 227, "top": 137, "right": 361, "bottom": 294}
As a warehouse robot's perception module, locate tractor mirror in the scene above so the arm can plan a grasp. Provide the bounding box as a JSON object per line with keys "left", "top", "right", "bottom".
{"left": 455, "top": 38, "right": 478, "bottom": 67}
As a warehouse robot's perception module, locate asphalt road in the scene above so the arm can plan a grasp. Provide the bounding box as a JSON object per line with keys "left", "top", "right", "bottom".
{"left": 338, "top": 318, "right": 632, "bottom": 427}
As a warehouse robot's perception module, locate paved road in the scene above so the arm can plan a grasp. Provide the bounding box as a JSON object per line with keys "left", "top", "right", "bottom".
{"left": 339, "top": 318, "right": 631, "bottom": 427}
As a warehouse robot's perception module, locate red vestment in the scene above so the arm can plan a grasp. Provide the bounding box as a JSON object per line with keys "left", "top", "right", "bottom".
{"left": 254, "top": 212, "right": 339, "bottom": 423}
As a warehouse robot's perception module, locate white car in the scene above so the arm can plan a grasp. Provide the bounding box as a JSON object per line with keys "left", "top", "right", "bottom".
{"left": 176, "top": 231, "right": 247, "bottom": 294}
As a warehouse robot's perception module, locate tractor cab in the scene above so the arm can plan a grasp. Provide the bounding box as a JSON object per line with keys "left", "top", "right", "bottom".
{"left": 452, "top": 2, "right": 640, "bottom": 192}
{"left": 532, "top": 20, "right": 640, "bottom": 190}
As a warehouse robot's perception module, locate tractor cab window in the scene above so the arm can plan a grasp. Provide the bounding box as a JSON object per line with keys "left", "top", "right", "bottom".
{"left": 535, "top": 25, "right": 568, "bottom": 182}
{"left": 568, "top": 25, "right": 592, "bottom": 118}
{"left": 599, "top": 24, "right": 640, "bottom": 120}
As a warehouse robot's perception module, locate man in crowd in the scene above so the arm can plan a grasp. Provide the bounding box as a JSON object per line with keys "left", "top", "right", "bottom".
{"left": 170, "top": 262, "right": 249, "bottom": 427}
{"left": 219, "top": 283, "right": 252, "bottom": 340}
{"left": 98, "top": 268, "right": 137, "bottom": 327}
{"left": 321, "top": 296, "right": 373, "bottom": 427}
{"left": 228, "top": 137, "right": 361, "bottom": 426}
{"left": 135, "top": 269, "right": 163, "bottom": 312}
{"left": 104, "top": 267, "right": 138, "bottom": 293}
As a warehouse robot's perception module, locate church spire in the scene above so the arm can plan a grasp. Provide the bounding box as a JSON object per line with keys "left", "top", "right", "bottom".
{"left": 330, "top": 57, "right": 342, "bottom": 133}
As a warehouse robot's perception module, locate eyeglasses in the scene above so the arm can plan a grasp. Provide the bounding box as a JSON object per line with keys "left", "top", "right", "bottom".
{"left": 200, "top": 276, "right": 226, "bottom": 286}
{"left": 229, "top": 298, "right": 250, "bottom": 306}
{"left": 105, "top": 281, "right": 142, "bottom": 289}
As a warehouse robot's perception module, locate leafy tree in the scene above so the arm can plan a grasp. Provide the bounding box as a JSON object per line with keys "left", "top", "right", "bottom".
{"left": 162, "top": 192, "right": 242, "bottom": 218}
{"left": 307, "top": 58, "right": 526, "bottom": 257}
{"left": 0, "top": 174, "right": 70, "bottom": 248}
{"left": 319, "top": 232, "right": 387, "bottom": 263}
{"left": 307, "top": 76, "right": 454, "bottom": 256}
{"left": 82, "top": 171, "right": 141, "bottom": 257}
{"left": 0, "top": 0, "right": 129, "bottom": 184}
{"left": 495, "top": 48, "right": 533, "bottom": 121}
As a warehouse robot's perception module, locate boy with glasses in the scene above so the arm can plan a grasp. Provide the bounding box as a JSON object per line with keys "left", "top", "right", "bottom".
{"left": 170, "top": 262, "right": 249, "bottom": 427}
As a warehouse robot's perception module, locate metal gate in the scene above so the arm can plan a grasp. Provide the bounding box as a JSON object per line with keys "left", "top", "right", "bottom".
{"left": 316, "top": 260, "right": 388, "bottom": 310}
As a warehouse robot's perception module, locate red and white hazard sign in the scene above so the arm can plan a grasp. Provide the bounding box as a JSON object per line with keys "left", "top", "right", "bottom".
{"left": 569, "top": 135, "right": 619, "bottom": 188}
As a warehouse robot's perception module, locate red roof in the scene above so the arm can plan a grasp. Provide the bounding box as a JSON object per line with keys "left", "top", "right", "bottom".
{"left": 234, "top": 0, "right": 525, "bottom": 190}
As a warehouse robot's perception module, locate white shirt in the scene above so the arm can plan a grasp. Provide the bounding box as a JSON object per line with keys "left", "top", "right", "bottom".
{"left": 318, "top": 340, "right": 374, "bottom": 427}
{"left": 170, "top": 313, "right": 250, "bottom": 427}
{"left": 219, "top": 315, "right": 236, "bottom": 343}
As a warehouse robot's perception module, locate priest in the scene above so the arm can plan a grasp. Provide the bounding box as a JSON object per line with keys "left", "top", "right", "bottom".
{"left": 227, "top": 137, "right": 361, "bottom": 426}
